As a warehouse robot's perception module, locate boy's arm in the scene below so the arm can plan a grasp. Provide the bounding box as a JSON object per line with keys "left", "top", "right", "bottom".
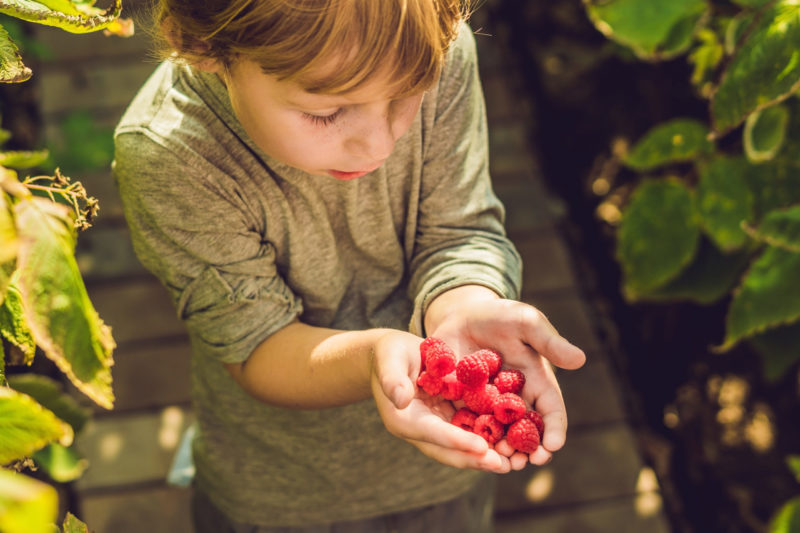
{"left": 223, "top": 321, "right": 385, "bottom": 408}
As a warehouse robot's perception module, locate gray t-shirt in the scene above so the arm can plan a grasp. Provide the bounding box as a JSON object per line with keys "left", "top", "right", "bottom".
{"left": 113, "top": 25, "right": 522, "bottom": 527}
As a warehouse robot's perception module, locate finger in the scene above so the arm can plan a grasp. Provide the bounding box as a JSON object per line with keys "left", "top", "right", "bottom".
{"left": 408, "top": 438, "right": 512, "bottom": 473}
{"left": 509, "top": 452, "right": 529, "bottom": 470}
{"left": 374, "top": 347, "right": 417, "bottom": 410}
{"left": 529, "top": 378, "right": 569, "bottom": 452}
{"left": 400, "top": 409, "right": 490, "bottom": 455}
{"left": 529, "top": 445, "right": 553, "bottom": 466}
{"left": 494, "top": 439, "right": 515, "bottom": 458}
{"left": 516, "top": 305, "right": 586, "bottom": 370}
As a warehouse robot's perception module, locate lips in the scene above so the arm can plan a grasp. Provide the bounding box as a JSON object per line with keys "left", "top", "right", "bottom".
{"left": 327, "top": 162, "right": 384, "bottom": 181}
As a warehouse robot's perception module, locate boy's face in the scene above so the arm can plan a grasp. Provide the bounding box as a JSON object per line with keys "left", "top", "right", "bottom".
{"left": 219, "top": 59, "right": 424, "bottom": 180}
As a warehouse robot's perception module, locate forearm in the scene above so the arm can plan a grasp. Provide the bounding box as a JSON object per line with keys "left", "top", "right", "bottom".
{"left": 225, "top": 321, "right": 394, "bottom": 409}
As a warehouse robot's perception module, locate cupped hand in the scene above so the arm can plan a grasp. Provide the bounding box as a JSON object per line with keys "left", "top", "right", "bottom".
{"left": 370, "top": 330, "right": 515, "bottom": 474}
{"left": 424, "top": 287, "right": 586, "bottom": 465}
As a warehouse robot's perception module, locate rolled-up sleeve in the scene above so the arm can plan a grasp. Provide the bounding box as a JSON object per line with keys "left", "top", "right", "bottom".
{"left": 408, "top": 26, "right": 522, "bottom": 336}
{"left": 113, "top": 132, "right": 303, "bottom": 363}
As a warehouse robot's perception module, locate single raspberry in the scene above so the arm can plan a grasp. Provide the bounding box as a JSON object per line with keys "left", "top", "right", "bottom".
{"left": 462, "top": 383, "right": 499, "bottom": 415}
{"left": 472, "top": 414, "right": 504, "bottom": 445}
{"left": 493, "top": 392, "right": 527, "bottom": 424}
{"left": 525, "top": 410, "right": 545, "bottom": 437}
{"left": 440, "top": 372, "right": 464, "bottom": 401}
{"left": 416, "top": 371, "right": 443, "bottom": 396}
{"left": 456, "top": 354, "right": 490, "bottom": 388}
{"left": 473, "top": 348, "right": 503, "bottom": 378}
{"left": 419, "top": 337, "right": 456, "bottom": 378}
{"left": 493, "top": 369, "right": 526, "bottom": 395}
{"left": 506, "top": 417, "right": 540, "bottom": 453}
{"left": 450, "top": 408, "right": 478, "bottom": 431}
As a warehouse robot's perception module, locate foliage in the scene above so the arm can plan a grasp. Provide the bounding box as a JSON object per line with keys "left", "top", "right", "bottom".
{"left": 584, "top": 0, "right": 800, "bottom": 382}
{"left": 0, "top": 0, "right": 131, "bottom": 531}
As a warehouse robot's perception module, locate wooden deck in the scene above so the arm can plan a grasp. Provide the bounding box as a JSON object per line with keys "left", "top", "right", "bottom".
{"left": 30, "top": 5, "right": 674, "bottom": 532}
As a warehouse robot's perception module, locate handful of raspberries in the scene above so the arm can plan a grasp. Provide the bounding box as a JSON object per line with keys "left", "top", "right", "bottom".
{"left": 416, "top": 337, "right": 544, "bottom": 454}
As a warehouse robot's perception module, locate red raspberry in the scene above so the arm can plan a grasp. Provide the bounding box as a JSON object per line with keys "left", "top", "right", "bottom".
{"left": 473, "top": 348, "right": 503, "bottom": 378}
{"left": 440, "top": 372, "right": 464, "bottom": 401}
{"left": 462, "top": 383, "right": 499, "bottom": 415}
{"left": 416, "top": 371, "right": 443, "bottom": 396}
{"left": 473, "top": 414, "right": 504, "bottom": 444}
{"left": 493, "top": 392, "right": 527, "bottom": 424}
{"left": 450, "top": 408, "right": 477, "bottom": 431}
{"left": 506, "top": 417, "right": 540, "bottom": 453}
{"left": 494, "top": 369, "right": 525, "bottom": 395}
{"left": 420, "top": 337, "right": 456, "bottom": 378}
{"left": 456, "top": 354, "right": 490, "bottom": 388}
{"left": 525, "top": 410, "right": 545, "bottom": 437}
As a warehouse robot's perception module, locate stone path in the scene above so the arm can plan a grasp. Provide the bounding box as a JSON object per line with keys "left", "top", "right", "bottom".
{"left": 29, "top": 5, "right": 674, "bottom": 532}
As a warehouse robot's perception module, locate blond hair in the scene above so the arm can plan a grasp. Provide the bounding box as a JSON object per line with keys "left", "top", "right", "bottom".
{"left": 157, "top": 0, "right": 469, "bottom": 95}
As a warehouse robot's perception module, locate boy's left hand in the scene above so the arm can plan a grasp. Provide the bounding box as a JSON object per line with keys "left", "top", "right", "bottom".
{"left": 422, "top": 285, "right": 586, "bottom": 468}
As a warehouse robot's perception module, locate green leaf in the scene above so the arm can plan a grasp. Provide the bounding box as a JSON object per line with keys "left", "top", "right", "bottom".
{"left": 787, "top": 455, "right": 800, "bottom": 482}
{"left": 0, "top": 22, "right": 30, "bottom": 83}
{"left": 770, "top": 496, "right": 800, "bottom": 533}
{"left": 624, "top": 118, "right": 714, "bottom": 171}
{"left": 744, "top": 104, "right": 790, "bottom": 163}
{"left": 723, "top": 246, "right": 800, "bottom": 349}
{"left": 711, "top": 2, "right": 800, "bottom": 135}
{"left": 0, "top": 127, "right": 11, "bottom": 146}
{"left": 585, "top": 0, "right": 709, "bottom": 60}
{"left": 13, "top": 197, "right": 114, "bottom": 409}
{"left": 744, "top": 205, "right": 800, "bottom": 251}
{"left": 638, "top": 238, "right": 751, "bottom": 304}
{"left": 617, "top": 178, "right": 701, "bottom": 299}
{"left": 744, "top": 159, "right": 800, "bottom": 218}
{"left": 0, "top": 468, "right": 58, "bottom": 533}
{"left": 748, "top": 321, "right": 800, "bottom": 380}
{"left": 0, "top": 149, "right": 49, "bottom": 169}
{"left": 0, "top": 0, "right": 122, "bottom": 34}
{"left": 7, "top": 373, "right": 90, "bottom": 433}
{"left": 0, "top": 275, "right": 36, "bottom": 366}
{"left": 690, "top": 28, "right": 724, "bottom": 87}
{"left": 32, "top": 442, "right": 87, "bottom": 482}
{"left": 0, "top": 192, "right": 16, "bottom": 267}
{"left": 731, "top": 0, "right": 774, "bottom": 7}
{"left": 0, "top": 386, "right": 72, "bottom": 464}
{"left": 696, "top": 156, "right": 755, "bottom": 251}
{"left": 61, "top": 512, "right": 89, "bottom": 533}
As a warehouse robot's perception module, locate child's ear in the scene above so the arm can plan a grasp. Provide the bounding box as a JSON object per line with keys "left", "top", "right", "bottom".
{"left": 160, "top": 16, "right": 222, "bottom": 73}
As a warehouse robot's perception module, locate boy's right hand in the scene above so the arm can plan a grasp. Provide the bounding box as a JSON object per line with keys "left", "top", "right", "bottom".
{"left": 370, "top": 331, "right": 515, "bottom": 474}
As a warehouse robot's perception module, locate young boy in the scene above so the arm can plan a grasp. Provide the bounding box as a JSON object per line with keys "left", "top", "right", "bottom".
{"left": 112, "top": 0, "right": 586, "bottom": 531}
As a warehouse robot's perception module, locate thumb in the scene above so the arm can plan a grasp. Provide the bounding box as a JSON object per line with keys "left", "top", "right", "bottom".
{"left": 374, "top": 343, "right": 417, "bottom": 409}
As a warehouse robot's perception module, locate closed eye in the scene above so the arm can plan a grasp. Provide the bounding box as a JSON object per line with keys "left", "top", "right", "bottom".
{"left": 302, "top": 108, "right": 343, "bottom": 127}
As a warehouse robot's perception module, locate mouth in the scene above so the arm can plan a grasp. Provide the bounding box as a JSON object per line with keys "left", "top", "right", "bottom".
{"left": 327, "top": 163, "right": 384, "bottom": 181}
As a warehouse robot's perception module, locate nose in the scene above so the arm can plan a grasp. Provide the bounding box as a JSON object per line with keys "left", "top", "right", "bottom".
{"left": 344, "top": 102, "right": 397, "bottom": 161}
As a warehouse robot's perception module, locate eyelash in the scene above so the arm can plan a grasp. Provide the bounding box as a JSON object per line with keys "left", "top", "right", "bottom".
{"left": 302, "top": 109, "right": 343, "bottom": 127}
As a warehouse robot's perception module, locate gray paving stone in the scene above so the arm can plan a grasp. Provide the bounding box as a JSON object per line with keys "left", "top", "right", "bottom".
{"left": 495, "top": 494, "right": 673, "bottom": 533}
{"left": 78, "top": 485, "right": 193, "bottom": 533}
{"left": 494, "top": 423, "right": 652, "bottom": 513}
{"left": 74, "top": 406, "right": 194, "bottom": 490}
{"left": 87, "top": 277, "right": 187, "bottom": 346}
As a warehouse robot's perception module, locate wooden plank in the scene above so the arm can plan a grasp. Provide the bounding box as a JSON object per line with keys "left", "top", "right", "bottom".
{"left": 78, "top": 485, "right": 193, "bottom": 533}
{"left": 512, "top": 229, "right": 577, "bottom": 294}
{"left": 74, "top": 406, "right": 194, "bottom": 490}
{"left": 494, "top": 423, "right": 653, "bottom": 513}
{"left": 87, "top": 278, "right": 187, "bottom": 346}
{"left": 495, "top": 494, "right": 672, "bottom": 533}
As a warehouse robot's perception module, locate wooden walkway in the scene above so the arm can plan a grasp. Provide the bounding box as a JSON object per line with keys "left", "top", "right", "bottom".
{"left": 30, "top": 5, "right": 674, "bottom": 532}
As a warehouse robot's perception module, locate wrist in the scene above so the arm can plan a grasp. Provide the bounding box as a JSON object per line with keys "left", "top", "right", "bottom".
{"left": 424, "top": 284, "right": 501, "bottom": 335}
